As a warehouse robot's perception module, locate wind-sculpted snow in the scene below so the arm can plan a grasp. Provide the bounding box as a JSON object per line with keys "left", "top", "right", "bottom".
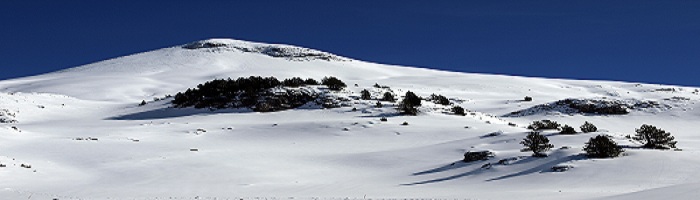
{"left": 183, "top": 39, "right": 351, "bottom": 61}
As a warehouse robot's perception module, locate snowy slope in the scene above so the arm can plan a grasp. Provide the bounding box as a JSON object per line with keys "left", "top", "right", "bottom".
{"left": 1, "top": 38, "right": 699, "bottom": 200}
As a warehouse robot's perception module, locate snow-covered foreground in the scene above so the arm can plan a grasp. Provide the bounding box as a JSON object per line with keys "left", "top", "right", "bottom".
{"left": 1, "top": 39, "right": 699, "bottom": 199}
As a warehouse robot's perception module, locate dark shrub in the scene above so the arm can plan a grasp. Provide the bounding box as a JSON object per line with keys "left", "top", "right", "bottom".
{"left": 633, "top": 124, "right": 677, "bottom": 149}
{"left": 381, "top": 92, "right": 395, "bottom": 102}
{"left": 398, "top": 91, "right": 421, "bottom": 115}
{"left": 463, "top": 151, "right": 495, "bottom": 162}
{"left": 304, "top": 78, "right": 319, "bottom": 85}
{"left": 375, "top": 101, "right": 383, "bottom": 108}
{"left": 580, "top": 121, "right": 598, "bottom": 133}
{"left": 559, "top": 125, "right": 577, "bottom": 134}
{"left": 401, "top": 121, "right": 409, "bottom": 126}
{"left": 527, "top": 120, "right": 560, "bottom": 131}
{"left": 521, "top": 131, "right": 554, "bottom": 157}
{"left": 322, "top": 76, "right": 347, "bottom": 91}
{"left": 139, "top": 100, "right": 147, "bottom": 106}
{"left": 452, "top": 106, "right": 465, "bottom": 116}
{"left": 380, "top": 117, "right": 388, "bottom": 122}
{"left": 360, "top": 89, "right": 371, "bottom": 100}
{"left": 282, "top": 77, "right": 306, "bottom": 87}
{"left": 524, "top": 96, "right": 533, "bottom": 101}
{"left": 430, "top": 94, "right": 450, "bottom": 105}
{"left": 584, "top": 135, "right": 623, "bottom": 158}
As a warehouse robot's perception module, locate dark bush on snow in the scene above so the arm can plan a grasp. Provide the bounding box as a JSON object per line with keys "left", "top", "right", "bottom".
{"left": 452, "top": 106, "right": 465, "bottom": 116}
{"left": 633, "top": 124, "right": 677, "bottom": 149}
{"left": 360, "top": 89, "right": 371, "bottom": 100}
{"left": 521, "top": 131, "right": 554, "bottom": 157}
{"left": 381, "top": 92, "right": 395, "bottom": 102}
{"left": 527, "top": 120, "right": 560, "bottom": 131}
{"left": 559, "top": 125, "right": 577, "bottom": 134}
{"left": 322, "top": 76, "right": 346, "bottom": 91}
{"left": 580, "top": 121, "right": 598, "bottom": 133}
{"left": 429, "top": 94, "right": 450, "bottom": 105}
{"left": 463, "top": 151, "right": 495, "bottom": 162}
{"left": 584, "top": 135, "right": 623, "bottom": 158}
{"left": 398, "top": 91, "right": 421, "bottom": 115}
{"left": 524, "top": 96, "right": 533, "bottom": 101}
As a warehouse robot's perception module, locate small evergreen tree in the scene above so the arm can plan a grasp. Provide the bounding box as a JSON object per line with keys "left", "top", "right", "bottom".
{"left": 398, "top": 91, "right": 421, "bottom": 115}
{"left": 375, "top": 101, "right": 383, "bottom": 108}
{"left": 524, "top": 96, "right": 533, "bottom": 101}
{"left": 452, "top": 106, "right": 465, "bottom": 116}
{"left": 559, "top": 125, "right": 577, "bottom": 134}
{"left": 360, "top": 89, "right": 371, "bottom": 100}
{"left": 633, "top": 124, "right": 677, "bottom": 149}
{"left": 580, "top": 121, "right": 598, "bottom": 133}
{"left": 139, "top": 100, "right": 147, "bottom": 106}
{"left": 381, "top": 92, "right": 395, "bottom": 102}
{"left": 321, "top": 76, "right": 346, "bottom": 91}
{"left": 584, "top": 135, "right": 623, "bottom": 158}
{"left": 521, "top": 131, "right": 554, "bottom": 157}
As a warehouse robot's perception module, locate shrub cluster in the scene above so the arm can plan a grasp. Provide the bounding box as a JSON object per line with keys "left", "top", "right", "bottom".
{"left": 452, "top": 106, "right": 465, "bottom": 116}
{"left": 172, "top": 76, "right": 337, "bottom": 111}
{"left": 527, "top": 120, "right": 561, "bottom": 131}
{"left": 559, "top": 125, "right": 577, "bottom": 134}
{"left": 429, "top": 94, "right": 450, "bottom": 105}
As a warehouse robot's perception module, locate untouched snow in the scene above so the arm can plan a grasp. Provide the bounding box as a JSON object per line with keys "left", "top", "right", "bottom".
{"left": 1, "top": 38, "right": 700, "bottom": 199}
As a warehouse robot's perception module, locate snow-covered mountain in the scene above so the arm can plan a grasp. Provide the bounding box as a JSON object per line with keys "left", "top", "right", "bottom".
{"left": 1, "top": 38, "right": 699, "bottom": 200}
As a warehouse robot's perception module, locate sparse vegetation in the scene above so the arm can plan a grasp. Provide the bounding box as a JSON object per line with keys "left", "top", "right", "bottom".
{"left": 527, "top": 120, "right": 560, "bottom": 131}
{"left": 524, "top": 96, "right": 533, "bottom": 101}
{"left": 580, "top": 121, "right": 598, "bottom": 133}
{"left": 521, "top": 131, "right": 554, "bottom": 157}
{"left": 584, "top": 135, "right": 623, "bottom": 158}
{"left": 633, "top": 124, "right": 677, "bottom": 149}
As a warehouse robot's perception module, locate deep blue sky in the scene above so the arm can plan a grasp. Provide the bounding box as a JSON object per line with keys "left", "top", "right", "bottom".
{"left": 1, "top": 1, "right": 699, "bottom": 86}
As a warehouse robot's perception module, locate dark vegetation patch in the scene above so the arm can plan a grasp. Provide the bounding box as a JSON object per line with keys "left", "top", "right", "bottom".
{"left": 504, "top": 98, "right": 668, "bottom": 117}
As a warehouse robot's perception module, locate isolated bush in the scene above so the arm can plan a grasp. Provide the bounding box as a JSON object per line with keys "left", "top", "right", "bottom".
{"left": 430, "top": 94, "right": 450, "bottom": 105}
{"left": 524, "top": 96, "right": 533, "bottom": 101}
{"left": 527, "top": 120, "right": 560, "bottom": 131}
{"left": 381, "top": 92, "right": 395, "bottom": 102}
{"left": 375, "top": 101, "right": 383, "bottom": 108}
{"left": 463, "top": 151, "right": 495, "bottom": 162}
{"left": 580, "top": 121, "right": 598, "bottom": 133}
{"left": 633, "top": 124, "right": 677, "bottom": 149}
{"left": 322, "top": 76, "right": 347, "bottom": 91}
{"left": 398, "top": 91, "right": 421, "bottom": 115}
{"left": 452, "top": 106, "right": 466, "bottom": 116}
{"left": 584, "top": 135, "right": 623, "bottom": 158}
{"left": 139, "top": 100, "right": 147, "bottom": 106}
{"left": 521, "top": 131, "right": 554, "bottom": 157}
{"left": 559, "top": 125, "right": 577, "bottom": 134}
{"left": 380, "top": 117, "right": 388, "bottom": 122}
{"left": 360, "top": 89, "right": 371, "bottom": 100}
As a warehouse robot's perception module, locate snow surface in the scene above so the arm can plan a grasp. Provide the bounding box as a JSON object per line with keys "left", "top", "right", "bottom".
{"left": 1, "top": 38, "right": 699, "bottom": 199}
